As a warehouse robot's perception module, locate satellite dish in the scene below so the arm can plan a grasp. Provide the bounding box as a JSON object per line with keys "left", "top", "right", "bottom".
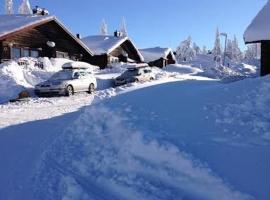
{"left": 47, "top": 41, "right": 56, "bottom": 48}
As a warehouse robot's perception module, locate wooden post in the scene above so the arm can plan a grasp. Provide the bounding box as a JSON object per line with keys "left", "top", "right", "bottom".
{"left": 261, "top": 41, "right": 270, "bottom": 76}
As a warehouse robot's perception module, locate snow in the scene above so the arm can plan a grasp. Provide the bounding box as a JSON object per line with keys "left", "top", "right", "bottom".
{"left": 0, "top": 55, "right": 266, "bottom": 200}
{"left": 82, "top": 35, "right": 144, "bottom": 61}
{"left": 62, "top": 61, "right": 98, "bottom": 71}
{"left": 82, "top": 35, "right": 129, "bottom": 55}
{"left": 0, "top": 14, "right": 54, "bottom": 39}
{"left": 244, "top": 1, "right": 270, "bottom": 43}
{"left": 0, "top": 58, "right": 73, "bottom": 103}
{"left": 179, "top": 54, "right": 259, "bottom": 79}
{"left": 139, "top": 47, "right": 176, "bottom": 62}
{"left": 1, "top": 74, "right": 269, "bottom": 199}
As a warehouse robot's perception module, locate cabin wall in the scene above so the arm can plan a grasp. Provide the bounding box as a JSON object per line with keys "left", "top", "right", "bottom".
{"left": 261, "top": 41, "right": 270, "bottom": 76}
{"left": 167, "top": 53, "right": 176, "bottom": 65}
{"left": 0, "top": 41, "right": 2, "bottom": 61}
{"left": 86, "top": 54, "right": 108, "bottom": 69}
{"left": 148, "top": 58, "right": 166, "bottom": 68}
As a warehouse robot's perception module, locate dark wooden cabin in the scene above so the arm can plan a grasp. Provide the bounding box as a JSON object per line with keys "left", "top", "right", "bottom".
{"left": 82, "top": 33, "right": 144, "bottom": 69}
{"left": 139, "top": 47, "right": 176, "bottom": 68}
{"left": 244, "top": 1, "right": 270, "bottom": 76}
{"left": 0, "top": 14, "right": 93, "bottom": 63}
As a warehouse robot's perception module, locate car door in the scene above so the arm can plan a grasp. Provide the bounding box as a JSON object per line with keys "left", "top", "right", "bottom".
{"left": 71, "top": 71, "right": 82, "bottom": 91}
{"left": 78, "top": 71, "right": 89, "bottom": 91}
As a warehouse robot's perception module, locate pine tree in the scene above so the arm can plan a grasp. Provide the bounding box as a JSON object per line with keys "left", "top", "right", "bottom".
{"left": 5, "top": 0, "right": 13, "bottom": 14}
{"left": 175, "top": 36, "right": 196, "bottom": 62}
{"left": 193, "top": 42, "right": 201, "bottom": 54}
{"left": 202, "top": 46, "right": 208, "bottom": 55}
{"left": 18, "top": 0, "right": 32, "bottom": 15}
{"left": 212, "top": 28, "right": 222, "bottom": 62}
{"left": 120, "top": 17, "right": 128, "bottom": 37}
{"left": 231, "top": 35, "right": 242, "bottom": 61}
{"left": 100, "top": 19, "right": 108, "bottom": 35}
{"left": 226, "top": 39, "right": 233, "bottom": 60}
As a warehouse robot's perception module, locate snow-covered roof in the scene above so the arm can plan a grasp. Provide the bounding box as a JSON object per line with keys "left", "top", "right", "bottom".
{"left": 0, "top": 14, "right": 54, "bottom": 39}
{"left": 244, "top": 1, "right": 270, "bottom": 43}
{"left": 82, "top": 35, "right": 127, "bottom": 55}
{"left": 139, "top": 47, "right": 176, "bottom": 62}
{"left": 0, "top": 14, "right": 93, "bottom": 55}
{"left": 82, "top": 35, "right": 144, "bottom": 61}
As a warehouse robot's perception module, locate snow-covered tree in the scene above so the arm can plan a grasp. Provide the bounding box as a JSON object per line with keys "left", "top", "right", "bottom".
{"left": 175, "top": 36, "right": 196, "bottom": 62}
{"left": 202, "top": 46, "right": 208, "bottom": 55}
{"left": 100, "top": 19, "right": 108, "bottom": 35}
{"left": 18, "top": 0, "right": 32, "bottom": 15}
{"left": 231, "top": 35, "right": 243, "bottom": 61}
{"left": 226, "top": 39, "right": 233, "bottom": 60}
{"left": 245, "top": 44, "right": 261, "bottom": 60}
{"left": 119, "top": 17, "right": 128, "bottom": 37}
{"left": 193, "top": 42, "right": 201, "bottom": 54}
{"left": 225, "top": 36, "right": 243, "bottom": 62}
{"left": 5, "top": 0, "right": 13, "bottom": 14}
{"left": 212, "top": 28, "right": 222, "bottom": 62}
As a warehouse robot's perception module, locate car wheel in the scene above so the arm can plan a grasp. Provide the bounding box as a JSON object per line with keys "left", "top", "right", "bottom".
{"left": 88, "top": 83, "right": 95, "bottom": 94}
{"left": 66, "top": 85, "right": 74, "bottom": 96}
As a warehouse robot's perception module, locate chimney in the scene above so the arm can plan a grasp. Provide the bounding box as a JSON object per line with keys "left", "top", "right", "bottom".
{"left": 33, "top": 6, "right": 49, "bottom": 16}
{"left": 76, "top": 34, "right": 81, "bottom": 39}
{"left": 114, "top": 30, "right": 123, "bottom": 37}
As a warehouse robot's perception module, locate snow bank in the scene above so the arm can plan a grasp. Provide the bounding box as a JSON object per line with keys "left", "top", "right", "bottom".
{"left": 35, "top": 105, "right": 252, "bottom": 200}
{"left": 0, "top": 58, "right": 72, "bottom": 103}
{"left": 211, "top": 75, "right": 270, "bottom": 141}
{"left": 180, "top": 54, "right": 258, "bottom": 80}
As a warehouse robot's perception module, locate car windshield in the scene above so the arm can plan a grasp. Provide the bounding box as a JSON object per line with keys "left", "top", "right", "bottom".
{"left": 49, "top": 71, "right": 73, "bottom": 81}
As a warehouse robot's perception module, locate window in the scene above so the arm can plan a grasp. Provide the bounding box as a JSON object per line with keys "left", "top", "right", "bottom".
{"left": 56, "top": 51, "right": 69, "bottom": 59}
{"left": 23, "top": 49, "right": 30, "bottom": 57}
{"left": 11, "top": 48, "right": 21, "bottom": 59}
{"left": 30, "top": 50, "right": 39, "bottom": 58}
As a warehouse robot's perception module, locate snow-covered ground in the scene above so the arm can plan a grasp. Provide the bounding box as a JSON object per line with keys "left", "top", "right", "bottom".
{"left": 0, "top": 56, "right": 268, "bottom": 200}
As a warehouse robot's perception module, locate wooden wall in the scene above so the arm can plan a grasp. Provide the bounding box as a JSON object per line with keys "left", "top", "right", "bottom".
{"left": 261, "top": 41, "right": 270, "bottom": 76}
{"left": 0, "top": 20, "right": 91, "bottom": 61}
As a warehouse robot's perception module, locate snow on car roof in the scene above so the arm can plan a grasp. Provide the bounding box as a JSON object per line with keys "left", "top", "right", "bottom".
{"left": 62, "top": 62, "right": 96, "bottom": 70}
{"left": 0, "top": 14, "right": 54, "bottom": 39}
{"left": 139, "top": 47, "right": 176, "bottom": 62}
{"left": 244, "top": 1, "right": 270, "bottom": 43}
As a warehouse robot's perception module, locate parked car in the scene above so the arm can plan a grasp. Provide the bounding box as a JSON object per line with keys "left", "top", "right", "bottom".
{"left": 35, "top": 62, "right": 97, "bottom": 97}
{"left": 114, "top": 66, "right": 155, "bottom": 86}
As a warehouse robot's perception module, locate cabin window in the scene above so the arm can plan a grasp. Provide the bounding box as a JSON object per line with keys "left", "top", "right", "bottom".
{"left": 30, "top": 50, "right": 39, "bottom": 58}
{"left": 11, "top": 48, "right": 21, "bottom": 59}
{"left": 56, "top": 51, "right": 69, "bottom": 59}
{"left": 23, "top": 49, "right": 30, "bottom": 57}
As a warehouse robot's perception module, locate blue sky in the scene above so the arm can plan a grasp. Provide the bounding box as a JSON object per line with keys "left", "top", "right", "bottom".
{"left": 0, "top": 0, "right": 267, "bottom": 50}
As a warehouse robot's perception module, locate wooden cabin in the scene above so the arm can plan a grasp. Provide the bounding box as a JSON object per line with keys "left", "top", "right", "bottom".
{"left": 82, "top": 32, "right": 144, "bottom": 68}
{"left": 244, "top": 1, "right": 270, "bottom": 76}
{"left": 139, "top": 47, "right": 176, "bottom": 68}
{"left": 0, "top": 14, "right": 93, "bottom": 63}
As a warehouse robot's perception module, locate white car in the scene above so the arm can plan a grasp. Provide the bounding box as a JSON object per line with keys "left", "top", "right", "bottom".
{"left": 35, "top": 62, "right": 97, "bottom": 97}
{"left": 114, "top": 66, "right": 155, "bottom": 86}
